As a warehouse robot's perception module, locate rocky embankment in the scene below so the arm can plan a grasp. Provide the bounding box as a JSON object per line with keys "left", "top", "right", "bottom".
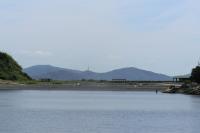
{"left": 163, "top": 84, "right": 200, "bottom": 95}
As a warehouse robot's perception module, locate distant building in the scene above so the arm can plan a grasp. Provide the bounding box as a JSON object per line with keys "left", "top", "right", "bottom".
{"left": 40, "top": 78, "right": 52, "bottom": 82}
{"left": 173, "top": 75, "right": 191, "bottom": 82}
{"left": 112, "top": 79, "right": 127, "bottom": 83}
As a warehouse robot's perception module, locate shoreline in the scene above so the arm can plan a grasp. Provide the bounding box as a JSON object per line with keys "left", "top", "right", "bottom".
{"left": 163, "top": 85, "right": 200, "bottom": 95}
{"left": 0, "top": 82, "right": 170, "bottom": 91}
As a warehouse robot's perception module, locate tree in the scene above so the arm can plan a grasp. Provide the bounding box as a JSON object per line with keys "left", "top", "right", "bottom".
{"left": 0, "top": 52, "right": 31, "bottom": 81}
{"left": 191, "top": 66, "right": 200, "bottom": 83}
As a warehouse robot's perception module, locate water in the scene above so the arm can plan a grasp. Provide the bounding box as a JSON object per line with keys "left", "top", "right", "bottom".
{"left": 0, "top": 90, "right": 200, "bottom": 133}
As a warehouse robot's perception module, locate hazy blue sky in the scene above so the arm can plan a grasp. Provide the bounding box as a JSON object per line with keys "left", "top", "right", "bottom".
{"left": 1, "top": 0, "right": 200, "bottom": 76}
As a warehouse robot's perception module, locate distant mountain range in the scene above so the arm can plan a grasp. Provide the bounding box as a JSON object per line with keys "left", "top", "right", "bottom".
{"left": 23, "top": 65, "right": 172, "bottom": 81}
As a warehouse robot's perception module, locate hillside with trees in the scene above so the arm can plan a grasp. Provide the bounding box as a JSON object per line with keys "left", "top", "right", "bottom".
{"left": 0, "top": 52, "right": 31, "bottom": 81}
{"left": 191, "top": 66, "right": 200, "bottom": 83}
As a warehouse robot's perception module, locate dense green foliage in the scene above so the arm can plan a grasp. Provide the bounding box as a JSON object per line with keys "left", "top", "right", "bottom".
{"left": 191, "top": 66, "right": 200, "bottom": 83}
{"left": 0, "top": 52, "right": 31, "bottom": 81}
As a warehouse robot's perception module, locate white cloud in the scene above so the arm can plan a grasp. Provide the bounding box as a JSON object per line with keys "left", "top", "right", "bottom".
{"left": 34, "top": 50, "right": 52, "bottom": 56}
{"left": 20, "top": 50, "right": 53, "bottom": 57}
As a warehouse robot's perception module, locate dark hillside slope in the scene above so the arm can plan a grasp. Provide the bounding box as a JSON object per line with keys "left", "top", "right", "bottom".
{"left": 0, "top": 52, "right": 31, "bottom": 80}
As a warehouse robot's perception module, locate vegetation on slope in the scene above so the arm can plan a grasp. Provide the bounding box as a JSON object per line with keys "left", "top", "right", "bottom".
{"left": 0, "top": 52, "right": 31, "bottom": 81}
{"left": 191, "top": 66, "right": 200, "bottom": 83}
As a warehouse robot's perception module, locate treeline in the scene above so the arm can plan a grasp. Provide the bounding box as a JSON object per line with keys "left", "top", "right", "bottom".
{"left": 191, "top": 66, "right": 200, "bottom": 83}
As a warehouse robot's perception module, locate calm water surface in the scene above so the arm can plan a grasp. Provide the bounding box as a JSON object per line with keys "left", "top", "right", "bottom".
{"left": 0, "top": 90, "right": 200, "bottom": 133}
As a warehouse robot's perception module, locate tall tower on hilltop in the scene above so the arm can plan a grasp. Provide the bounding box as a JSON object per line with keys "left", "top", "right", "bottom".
{"left": 198, "top": 58, "right": 200, "bottom": 66}
{"left": 87, "top": 65, "right": 90, "bottom": 71}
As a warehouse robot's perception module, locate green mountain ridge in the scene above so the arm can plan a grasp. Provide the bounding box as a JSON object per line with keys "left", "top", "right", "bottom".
{"left": 0, "top": 52, "right": 31, "bottom": 81}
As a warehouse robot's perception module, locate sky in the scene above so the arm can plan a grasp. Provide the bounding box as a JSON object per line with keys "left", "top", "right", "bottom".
{"left": 0, "top": 0, "right": 200, "bottom": 76}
